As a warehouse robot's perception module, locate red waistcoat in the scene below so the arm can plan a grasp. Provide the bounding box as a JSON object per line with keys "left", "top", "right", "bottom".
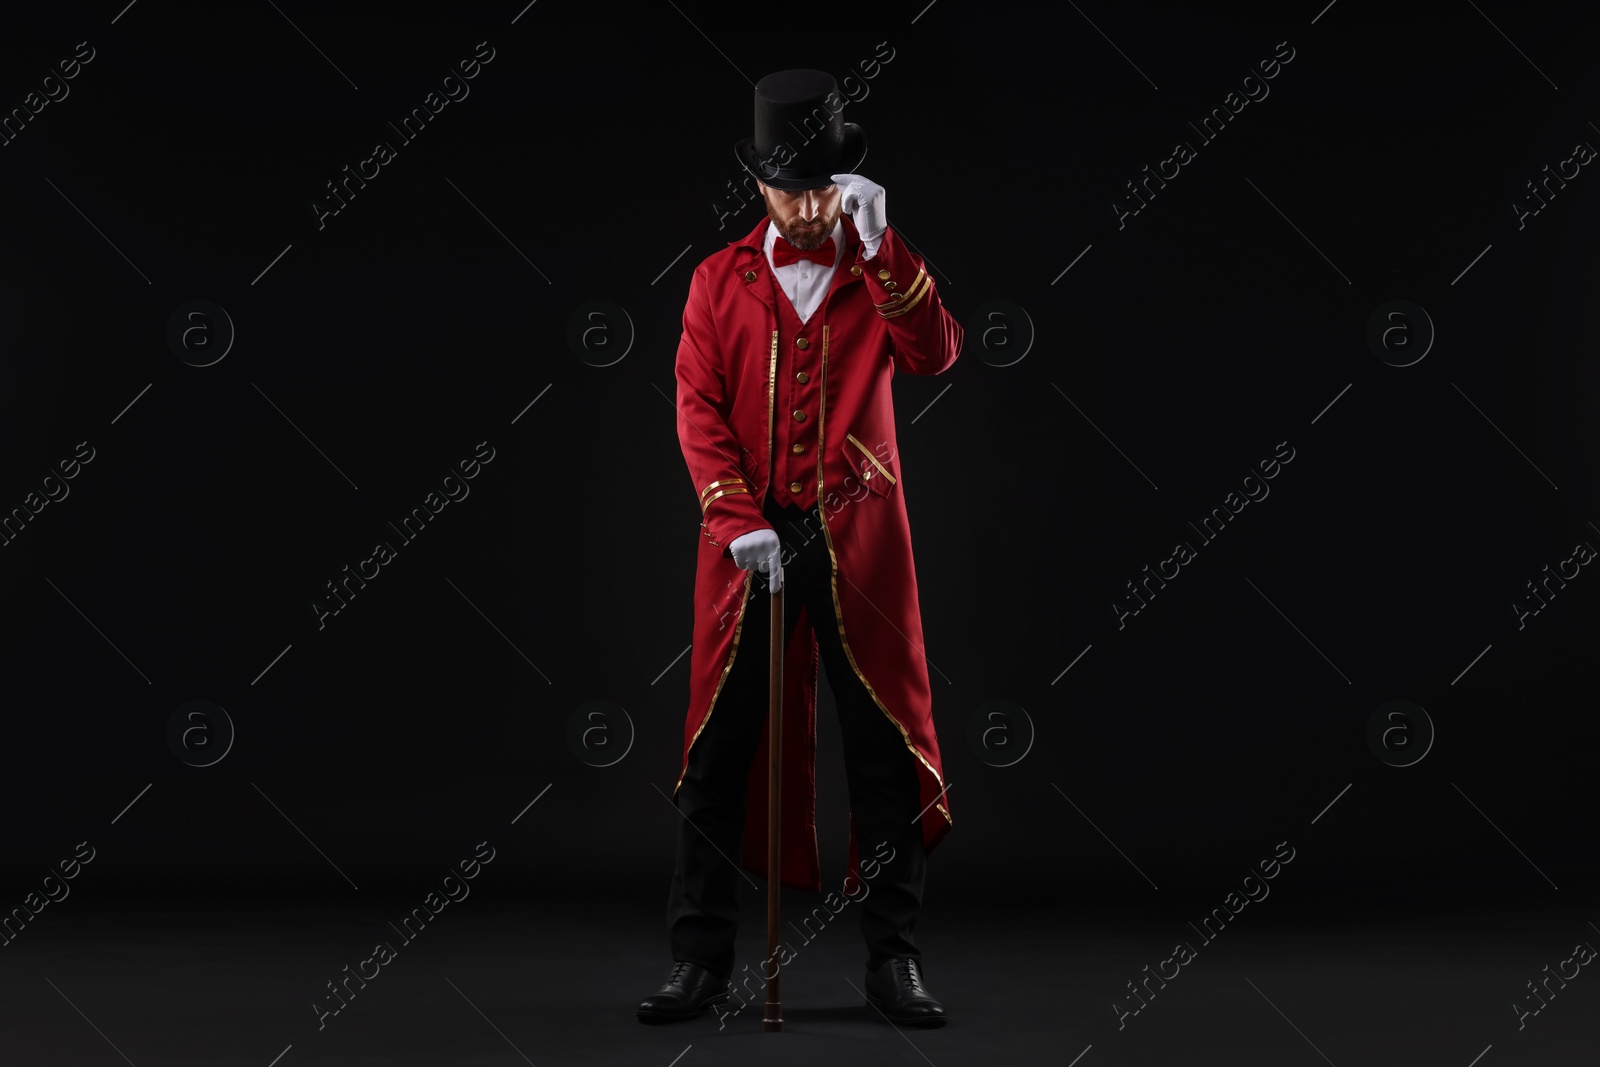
{"left": 673, "top": 211, "right": 962, "bottom": 892}
{"left": 768, "top": 261, "right": 825, "bottom": 511}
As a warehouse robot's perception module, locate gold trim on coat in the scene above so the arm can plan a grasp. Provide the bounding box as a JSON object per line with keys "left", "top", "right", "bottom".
{"left": 675, "top": 571, "right": 754, "bottom": 796}
{"left": 878, "top": 269, "right": 931, "bottom": 318}
{"left": 814, "top": 323, "right": 952, "bottom": 832}
{"left": 845, "top": 432, "right": 896, "bottom": 485}
{"left": 700, "top": 486, "right": 751, "bottom": 512}
{"left": 874, "top": 267, "right": 927, "bottom": 309}
{"left": 765, "top": 328, "right": 779, "bottom": 490}
{"left": 700, "top": 477, "right": 748, "bottom": 503}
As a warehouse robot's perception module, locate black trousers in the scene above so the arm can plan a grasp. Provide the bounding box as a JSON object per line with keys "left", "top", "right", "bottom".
{"left": 667, "top": 496, "right": 928, "bottom": 978}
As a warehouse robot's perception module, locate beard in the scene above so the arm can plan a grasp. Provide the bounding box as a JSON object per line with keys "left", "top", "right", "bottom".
{"left": 771, "top": 204, "right": 838, "bottom": 251}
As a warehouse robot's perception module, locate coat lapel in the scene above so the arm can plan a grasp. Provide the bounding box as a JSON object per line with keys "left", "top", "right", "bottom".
{"left": 823, "top": 213, "right": 866, "bottom": 304}
{"left": 731, "top": 216, "right": 778, "bottom": 318}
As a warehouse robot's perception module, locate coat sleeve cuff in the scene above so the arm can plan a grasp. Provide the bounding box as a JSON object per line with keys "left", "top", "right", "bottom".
{"left": 698, "top": 478, "right": 767, "bottom": 553}
{"left": 857, "top": 227, "right": 933, "bottom": 320}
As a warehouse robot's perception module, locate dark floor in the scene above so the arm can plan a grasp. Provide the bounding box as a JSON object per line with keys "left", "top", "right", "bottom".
{"left": 0, "top": 889, "right": 1591, "bottom": 1066}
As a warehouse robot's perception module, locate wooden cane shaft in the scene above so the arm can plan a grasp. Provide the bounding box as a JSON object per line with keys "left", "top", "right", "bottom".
{"left": 762, "top": 581, "right": 783, "bottom": 1032}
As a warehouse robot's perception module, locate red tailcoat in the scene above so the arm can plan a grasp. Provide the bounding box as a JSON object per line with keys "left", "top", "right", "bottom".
{"left": 673, "top": 211, "right": 962, "bottom": 893}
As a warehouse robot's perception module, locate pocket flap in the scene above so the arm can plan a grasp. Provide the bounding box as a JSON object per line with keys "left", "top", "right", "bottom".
{"left": 842, "top": 432, "right": 896, "bottom": 497}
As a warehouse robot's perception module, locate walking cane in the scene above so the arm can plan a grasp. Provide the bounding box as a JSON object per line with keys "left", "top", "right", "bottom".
{"left": 762, "top": 566, "right": 784, "bottom": 1032}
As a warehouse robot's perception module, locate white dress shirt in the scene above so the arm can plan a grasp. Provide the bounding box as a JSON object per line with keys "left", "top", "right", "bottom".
{"left": 763, "top": 217, "right": 882, "bottom": 324}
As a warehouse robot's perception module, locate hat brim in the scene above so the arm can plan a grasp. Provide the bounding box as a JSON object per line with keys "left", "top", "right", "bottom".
{"left": 733, "top": 123, "right": 867, "bottom": 191}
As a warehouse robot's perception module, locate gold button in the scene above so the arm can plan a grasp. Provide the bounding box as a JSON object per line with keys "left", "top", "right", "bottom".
{"left": 743, "top": 270, "right": 757, "bottom": 282}
{"left": 849, "top": 265, "right": 862, "bottom": 276}
{"left": 863, "top": 469, "right": 873, "bottom": 480}
{"left": 795, "top": 337, "right": 809, "bottom": 350}
{"left": 789, "top": 481, "right": 803, "bottom": 494}
{"left": 884, "top": 281, "right": 898, "bottom": 291}
{"left": 795, "top": 370, "right": 809, "bottom": 383}
{"left": 791, "top": 443, "right": 805, "bottom": 454}
{"left": 890, "top": 292, "right": 904, "bottom": 301}
{"left": 877, "top": 269, "right": 891, "bottom": 281}
{"left": 793, "top": 409, "right": 806, "bottom": 422}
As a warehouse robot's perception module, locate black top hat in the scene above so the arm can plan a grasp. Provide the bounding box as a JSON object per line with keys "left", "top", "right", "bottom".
{"left": 734, "top": 69, "right": 867, "bottom": 191}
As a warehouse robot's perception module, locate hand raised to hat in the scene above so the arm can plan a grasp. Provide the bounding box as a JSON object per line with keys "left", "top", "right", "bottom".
{"left": 830, "top": 173, "right": 886, "bottom": 246}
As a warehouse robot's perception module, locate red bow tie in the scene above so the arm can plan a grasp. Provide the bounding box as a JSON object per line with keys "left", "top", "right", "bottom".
{"left": 772, "top": 235, "right": 836, "bottom": 269}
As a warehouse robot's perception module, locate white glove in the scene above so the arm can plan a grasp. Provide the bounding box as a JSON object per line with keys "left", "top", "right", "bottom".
{"left": 831, "top": 172, "right": 886, "bottom": 246}
{"left": 728, "top": 527, "right": 784, "bottom": 592}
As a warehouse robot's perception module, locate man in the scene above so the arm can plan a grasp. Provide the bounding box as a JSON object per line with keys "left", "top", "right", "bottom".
{"left": 637, "top": 69, "right": 962, "bottom": 1029}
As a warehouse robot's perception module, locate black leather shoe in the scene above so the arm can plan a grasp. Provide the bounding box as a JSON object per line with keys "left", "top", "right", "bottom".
{"left": 864, "top": 957, "right": 947, "bottom": 1027}
{"left": 636, "top": 961, "right": 732, "bottom": 1023}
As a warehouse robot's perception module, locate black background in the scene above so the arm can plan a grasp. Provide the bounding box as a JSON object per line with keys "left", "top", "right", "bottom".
{"left": 0, "top": 0, "right": 1595, "bottom": 939}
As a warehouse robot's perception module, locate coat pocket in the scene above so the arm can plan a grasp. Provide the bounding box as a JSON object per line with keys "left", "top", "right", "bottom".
{"left": 842, "top": 432, "right": 897, "bottom": 498}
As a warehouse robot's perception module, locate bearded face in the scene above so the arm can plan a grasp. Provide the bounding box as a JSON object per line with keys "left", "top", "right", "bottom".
{"left": 759, "top": 182, "right": 842, "bottom": 250}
